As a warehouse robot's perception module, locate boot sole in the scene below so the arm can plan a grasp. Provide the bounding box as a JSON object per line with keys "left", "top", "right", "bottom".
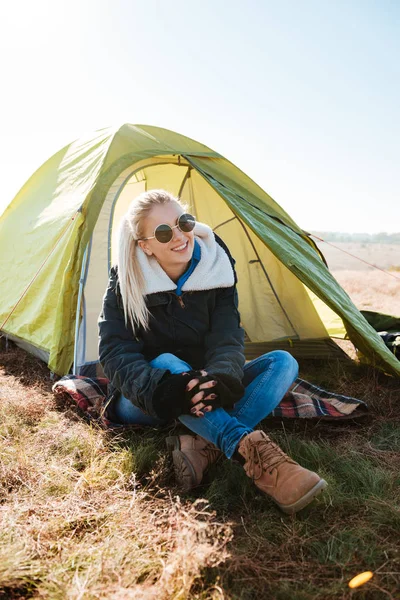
{"left": 277, "top": 479, "right": 328, "bottom": 515}
{"left": 165, "top": 436, "right": 198, "bottom": 492}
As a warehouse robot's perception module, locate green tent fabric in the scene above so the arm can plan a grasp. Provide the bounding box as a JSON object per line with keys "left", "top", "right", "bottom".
{"left": 0, "top": 123, "right": 399, "bottom": 378}
{"left": 360, "top": 310, "right": 400, "bottom": 333}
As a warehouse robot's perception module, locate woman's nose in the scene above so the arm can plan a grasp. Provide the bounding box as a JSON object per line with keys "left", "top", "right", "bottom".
{"left": 172, "top": 225, "right": 185, "bottom": 241}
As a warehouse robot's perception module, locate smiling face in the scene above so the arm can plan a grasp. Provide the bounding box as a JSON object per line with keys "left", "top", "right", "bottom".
{"left": 137, "top": 201, "right": 195, "bottom": 278}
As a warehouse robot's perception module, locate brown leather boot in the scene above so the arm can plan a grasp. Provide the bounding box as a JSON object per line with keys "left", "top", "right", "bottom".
{"left": 238, "top": 430, "right": 327, "bottom": 514}
{"left": 166, "top": 435, "right": 222, "bottom": 492}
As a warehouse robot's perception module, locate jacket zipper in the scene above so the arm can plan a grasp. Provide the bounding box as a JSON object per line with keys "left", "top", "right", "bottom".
{"left": 177, "top": 295, "right": 185, "bottom": 308}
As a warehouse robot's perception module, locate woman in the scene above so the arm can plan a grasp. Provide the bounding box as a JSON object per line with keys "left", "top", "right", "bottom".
{"left": 98, "top": 190, "right": 327, "bottom": 514}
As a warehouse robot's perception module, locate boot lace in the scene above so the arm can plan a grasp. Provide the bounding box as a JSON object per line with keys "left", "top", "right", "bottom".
{"left": 199, "top": 443, "right": 221, "bottom": 465}
{"left": 251, "top": 438, "right": 295, "bottom": 475}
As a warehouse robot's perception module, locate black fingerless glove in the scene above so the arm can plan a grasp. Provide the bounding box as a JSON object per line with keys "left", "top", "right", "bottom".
{"left": 187, "top": 372, "right": 245, "bottom": 410}
{"left": 152, "top": 371, "right": 245, "bottom": 420}
{"left": 212, "top": 373, "right": 245, "bottom": 408}
{"left": 151, "top": 371, "right": 198, "bottom": 420}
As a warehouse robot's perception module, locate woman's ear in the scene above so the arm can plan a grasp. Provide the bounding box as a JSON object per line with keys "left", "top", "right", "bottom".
{"left": 138, "top": 240, "right": 153, "bottom": 256}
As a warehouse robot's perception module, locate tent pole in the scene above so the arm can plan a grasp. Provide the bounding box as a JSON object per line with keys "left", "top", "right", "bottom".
{"left": 73, "top": 245, "right": 89, "bottom": 375}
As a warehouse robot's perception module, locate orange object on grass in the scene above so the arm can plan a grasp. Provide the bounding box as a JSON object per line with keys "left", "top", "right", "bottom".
{"left": 348, "top": 571, "right": 374, "bottom": 588}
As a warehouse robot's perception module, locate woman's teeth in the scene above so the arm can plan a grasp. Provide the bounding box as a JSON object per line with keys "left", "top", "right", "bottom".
{"left": 172, "top": 242, "right": 188, "bottom": 252}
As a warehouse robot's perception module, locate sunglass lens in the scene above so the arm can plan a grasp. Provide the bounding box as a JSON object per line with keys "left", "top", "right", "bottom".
{"left": 155, "top": 224, "right": 173, "bottom": 243}
{"left": 179, "top": 213, "right": 196, "bottom": 232}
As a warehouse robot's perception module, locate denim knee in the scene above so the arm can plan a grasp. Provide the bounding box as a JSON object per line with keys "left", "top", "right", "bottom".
{"left": 269, "top": 350, "right": 299, "bottom": 380}
{"left": 150, "top": 353, "right": 192, "bottom": 374}
{"left": 150, "top": 353, "right": 180, "bottom": 370}
{"left": 150, "top": 352, "right": 179, "bottom": 369}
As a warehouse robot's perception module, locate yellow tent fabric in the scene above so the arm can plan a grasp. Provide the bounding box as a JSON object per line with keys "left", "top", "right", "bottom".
{"left": 0, "top": 124, "right": 399, "bottom": 378}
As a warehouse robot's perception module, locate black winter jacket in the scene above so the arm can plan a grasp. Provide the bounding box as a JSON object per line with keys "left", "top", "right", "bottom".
{"left": 98, "top": 232, "right": 245, "bottom": 418}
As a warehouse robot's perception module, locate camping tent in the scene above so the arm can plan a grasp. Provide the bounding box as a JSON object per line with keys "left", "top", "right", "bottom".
{"left": 0, "top": 124, "right": 399, "bottom": 377}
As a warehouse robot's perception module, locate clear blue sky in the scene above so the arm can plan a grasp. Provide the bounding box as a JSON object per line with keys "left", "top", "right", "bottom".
{"left": 1, "top": 0, "right": 399, "bottom": 232}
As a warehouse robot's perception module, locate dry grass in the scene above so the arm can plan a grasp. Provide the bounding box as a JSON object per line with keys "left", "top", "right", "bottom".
{"left": 315, "top": 240, "right": 400, "bottom": 315}
{"left": 332, "top": 270, "right": 400, "bottom": 316}
{"left": 0, "top": 362, "right": 231, "bottom": 599}
{"left": 316, "top": 242, "right": 400, "bottom": 273}
{"left": 1, "top": 341, "right": 400, "bottom": 599}
{"left": 1, "top": 267, "right": 400, "bottom": 599}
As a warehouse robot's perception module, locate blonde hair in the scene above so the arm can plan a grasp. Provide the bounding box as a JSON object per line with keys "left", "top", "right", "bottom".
{"left": 117, "top": 189, "right": 187, "bottom": 332}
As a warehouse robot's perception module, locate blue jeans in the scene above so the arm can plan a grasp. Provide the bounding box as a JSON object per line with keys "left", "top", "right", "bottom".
{"left": 112, "top": 351, "right": 298, "bottom": 458}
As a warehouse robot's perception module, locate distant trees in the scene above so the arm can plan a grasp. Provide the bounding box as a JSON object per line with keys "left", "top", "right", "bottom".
{"left": 310, "top": 232, "right": 400, "bottom": 244}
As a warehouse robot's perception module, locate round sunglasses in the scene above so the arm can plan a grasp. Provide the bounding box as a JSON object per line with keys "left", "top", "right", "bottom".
{"left": 139, "top": 213, "right": 196, "bottom": 244}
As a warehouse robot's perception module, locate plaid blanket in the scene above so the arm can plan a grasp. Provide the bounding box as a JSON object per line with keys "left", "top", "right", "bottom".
{"left": 52, "top": 376, "right": 368, "bottom": 428}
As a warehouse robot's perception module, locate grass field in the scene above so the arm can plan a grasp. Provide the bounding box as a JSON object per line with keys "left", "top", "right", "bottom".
{"left": 1, "top": 256, "right": 399, "bottom": 599}
{"left": 320, "top": 239, "right": 400, "bottom": 316}
{"left": 314, "top": 242, "right": 400, "bottom": 274}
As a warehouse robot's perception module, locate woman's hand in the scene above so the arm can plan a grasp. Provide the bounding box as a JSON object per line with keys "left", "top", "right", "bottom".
{"left": 183, "top": 370, "right": 218, "bottom": 417}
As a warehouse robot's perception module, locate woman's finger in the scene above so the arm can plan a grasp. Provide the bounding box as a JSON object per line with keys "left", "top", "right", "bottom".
{"left": 191, "top": 395, "right": 217, "bottom": 416}
{"left": 186, "top": 374, "right": 214, "bottom": 393}
{"left": 190, "top": 390, "right": 205, "bottom": 405}
{"left": 194, "top": 404, "right": 213, "bottom": 414}
{"left": 191, "top": 401, "right": 205, "bottom": 413}
{"left": 198, "top": 380, "right": 217, "bottom": 390}
{"left": 186, "top": 378, "right": 199, "bottom": 392}
{"left": 195, "top": 404, "right": 213, "bottom": 416}
{"left": 191, "top": 393, "right": 217, "bottom": 407}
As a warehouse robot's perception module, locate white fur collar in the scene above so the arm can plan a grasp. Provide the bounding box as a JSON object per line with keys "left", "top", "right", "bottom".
{"left": 136, "top": 222, "right": 235, "bottom": 296}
